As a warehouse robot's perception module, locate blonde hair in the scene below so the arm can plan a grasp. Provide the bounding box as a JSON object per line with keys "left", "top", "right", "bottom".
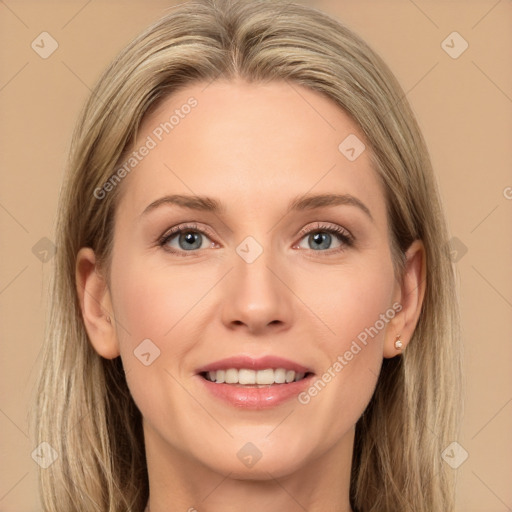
{"left": 33, "top": 0, "right": 463, "bottom": 510}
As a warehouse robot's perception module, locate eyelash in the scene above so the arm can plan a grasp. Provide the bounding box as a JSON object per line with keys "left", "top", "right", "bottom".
{"left": 158, "top": 222, "right": 354, "bottom": 257}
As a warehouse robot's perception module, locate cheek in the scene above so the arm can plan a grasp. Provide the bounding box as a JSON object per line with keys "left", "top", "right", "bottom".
{"left": 111, "top": 256, "right": 214, "bottom": 346}
{"left": 314, "top": 257, "right": 396, "bottom": 351}
{"left": 109, "top": 257, "right": 206, "bottom": 431}
{"left": 301, "top": 255, "right": 396, "bottom": 412}
{"left": 108, "top": 252, "right": 225, "bottom": 381}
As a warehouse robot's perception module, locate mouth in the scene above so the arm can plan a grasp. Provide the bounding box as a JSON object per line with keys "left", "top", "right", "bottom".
{"left": 194, "top": 355, "right": 316, "bottom": 408}
{"left": 199, "top": 368, "right": 315, "bottom": 387}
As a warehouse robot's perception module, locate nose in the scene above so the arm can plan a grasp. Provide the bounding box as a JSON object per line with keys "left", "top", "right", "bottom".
{"left": 220, "top": 246, "right": 294, "bottom": 335}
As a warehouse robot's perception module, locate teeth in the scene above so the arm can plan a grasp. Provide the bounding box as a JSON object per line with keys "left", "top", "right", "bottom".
{"left": 274, "top": 368, "right": 286, "bottom": 383}
{"left": 204, "top": 368, "right": 308, "bottom": 385}
{"left": 238, "top": 369, "right": 256, "bottom": 385}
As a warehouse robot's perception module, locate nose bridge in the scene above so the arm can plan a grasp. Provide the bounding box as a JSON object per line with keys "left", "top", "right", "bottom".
{"left": 233, "top": 233, "right": 281, "bottom": 301}
{"left": 221, "top": 233, "right": 292, "bottom": 331}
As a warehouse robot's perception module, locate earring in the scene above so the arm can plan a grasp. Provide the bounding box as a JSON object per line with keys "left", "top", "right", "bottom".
{"left": 106, "top": 315, "right": 111, "bottom": 324}
{"left": 394, "top": 335, "right": 403, "bottom": 350}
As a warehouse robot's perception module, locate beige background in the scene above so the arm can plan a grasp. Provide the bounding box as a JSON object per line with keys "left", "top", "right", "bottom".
{"left": 1, "top": 1, "right": 511, "bottom": 510}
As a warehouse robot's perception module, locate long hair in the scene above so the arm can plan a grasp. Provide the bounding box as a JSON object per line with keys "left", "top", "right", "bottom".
{"left": 33, "top": 1, "right": 463, "bottom": 510}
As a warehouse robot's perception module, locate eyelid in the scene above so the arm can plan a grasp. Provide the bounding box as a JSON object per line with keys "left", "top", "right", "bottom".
{"left": 296, "top": 222, "right": 354, "bottom": 244}
{"left": 159, "top": 222, "right": 214, "bottom": 241}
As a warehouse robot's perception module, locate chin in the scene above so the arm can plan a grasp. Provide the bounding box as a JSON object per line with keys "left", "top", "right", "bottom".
{"left": 197, "top": 443, "right": 310, "bottom": 480}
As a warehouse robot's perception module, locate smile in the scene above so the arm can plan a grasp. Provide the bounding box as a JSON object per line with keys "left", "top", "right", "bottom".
{"left": 200, "top": 368, "right": 311, "bottom": 386}
{"left": 195, "top": 355, "right": 316, "bottom": 409}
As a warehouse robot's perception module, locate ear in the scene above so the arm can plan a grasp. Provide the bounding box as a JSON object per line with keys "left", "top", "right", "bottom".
{"left": 75, "top": 247, "right": 120, "bottom": 359}
{"left": 383, "top": 239, "right": 427, "bottom": 358}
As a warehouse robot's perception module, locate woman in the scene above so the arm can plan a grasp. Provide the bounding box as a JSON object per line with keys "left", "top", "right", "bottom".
{"left": 33, "top": 0, "right": 463, "bottom": 510}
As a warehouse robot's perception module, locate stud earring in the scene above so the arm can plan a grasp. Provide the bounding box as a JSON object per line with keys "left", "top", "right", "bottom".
{"left": 106, "top": 315, "right": 111, "bottom": 324}
{"left": 394, "top": 335, "right": 403, "bottom": 350}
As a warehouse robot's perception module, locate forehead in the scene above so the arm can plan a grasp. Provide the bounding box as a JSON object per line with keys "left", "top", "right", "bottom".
{"left": 115, "top": 79, "right": 387, "bottom": 226}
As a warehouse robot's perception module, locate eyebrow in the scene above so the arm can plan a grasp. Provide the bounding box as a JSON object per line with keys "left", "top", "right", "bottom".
{"left": 140, "top": 193, "right": 373, "bottom": 222}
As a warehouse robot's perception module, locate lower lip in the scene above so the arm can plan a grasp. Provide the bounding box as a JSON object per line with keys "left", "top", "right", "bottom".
{"left": 196, "top": 373, "right": 315, "bottom": 409}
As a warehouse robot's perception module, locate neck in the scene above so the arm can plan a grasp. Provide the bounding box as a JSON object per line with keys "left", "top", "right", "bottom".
{"left": 143, "top": 422, "right": 355, "bottom": 512}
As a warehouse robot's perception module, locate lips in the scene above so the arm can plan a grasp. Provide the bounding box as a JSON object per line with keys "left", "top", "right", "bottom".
{"left": 194, "top": 355, "right": 315, "bottom": 408}
{"left": 195, "top": 355, "right": 313, "bottom": 375}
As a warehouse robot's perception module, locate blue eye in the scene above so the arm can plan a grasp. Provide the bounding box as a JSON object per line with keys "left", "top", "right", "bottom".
{"left": 158, "top": 222, "right": 353, "bottom": 256}
{"left": 159, "top": 223, "right": 213, "bottom": 255}
{"left": 295, "top": 223, "right": 353, "bottom": 253}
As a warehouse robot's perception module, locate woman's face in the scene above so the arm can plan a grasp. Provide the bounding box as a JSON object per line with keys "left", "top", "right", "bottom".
{"left": 95, "top": 79, "right": 406, "bottom": 478}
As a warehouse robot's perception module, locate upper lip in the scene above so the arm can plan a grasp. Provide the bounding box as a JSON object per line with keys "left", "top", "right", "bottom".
{"left": 195, "top": 355, "right": 313, "bottom": 374}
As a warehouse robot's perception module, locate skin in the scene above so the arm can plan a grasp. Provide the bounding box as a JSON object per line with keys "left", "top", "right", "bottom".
{"left": 76, "top": 79, "right": 426, "bottom": 512}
